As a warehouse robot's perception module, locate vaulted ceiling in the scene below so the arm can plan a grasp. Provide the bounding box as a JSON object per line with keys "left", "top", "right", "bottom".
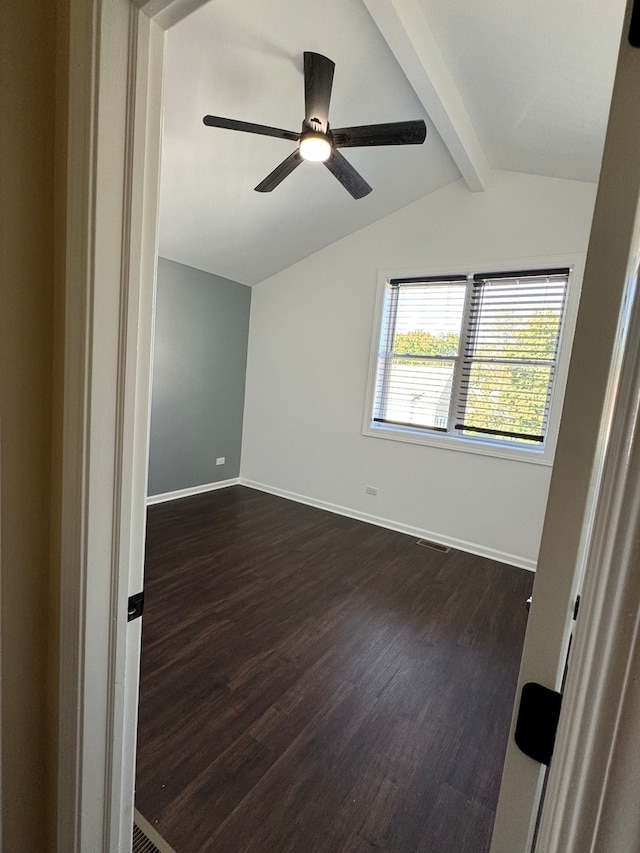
{"left": 158, "top": 0, "right": 626, "bottom": 286}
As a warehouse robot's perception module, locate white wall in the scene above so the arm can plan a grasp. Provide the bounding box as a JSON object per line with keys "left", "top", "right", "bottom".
{"left": 241, "top": 171, "right": 597, "bottom": 569}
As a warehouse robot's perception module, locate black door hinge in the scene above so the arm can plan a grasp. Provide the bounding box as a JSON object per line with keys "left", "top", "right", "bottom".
{"left": 631, "top": 0, "right": 640, "bottom": 47}
{"left": 514, "top": 682, "right": 563, "bottom": 765}
{"left": 573, "top": 594, "right": 581, "bottom": 620}
{"left": 127, "top": 591, "right": 145, "bottom": 622}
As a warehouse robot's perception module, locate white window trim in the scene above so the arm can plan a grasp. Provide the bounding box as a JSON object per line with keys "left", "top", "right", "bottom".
{"left": 362, "top": 254, "right": 585, "bottom": 466}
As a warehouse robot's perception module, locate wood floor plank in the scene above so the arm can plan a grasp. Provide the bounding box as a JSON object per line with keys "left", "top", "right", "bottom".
{"left": 136, "top": 486, "right": 532, "bottom": 852}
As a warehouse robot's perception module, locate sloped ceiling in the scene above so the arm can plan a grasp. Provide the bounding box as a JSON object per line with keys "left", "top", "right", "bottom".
{"left": 158, "top": 0, "right": 626, "bottom": 286}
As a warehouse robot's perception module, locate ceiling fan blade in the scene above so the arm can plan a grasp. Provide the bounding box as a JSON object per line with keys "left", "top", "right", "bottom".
{"left": 304, "top": 52, "right": 335, "bottom": 133}
{"left": 255, "top": 149, "right": 303, "bottom": 193}
{"left": 331, "top": 120, "right": 427, "bottom": 148}
{"left": 203, "top": 115, "right": 299, "bottom": 142}
{"left": 324, "top": 149, "right": 372, "bottom": 199}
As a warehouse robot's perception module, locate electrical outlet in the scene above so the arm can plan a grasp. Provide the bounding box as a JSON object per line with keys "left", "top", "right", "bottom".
{"left": 216, "top": 457, "right": 225, "bottom": 466}
{"left": 366, "top": 486, "right": 378, "bottom": 496}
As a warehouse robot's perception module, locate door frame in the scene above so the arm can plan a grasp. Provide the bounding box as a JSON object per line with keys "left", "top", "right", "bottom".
{"left": 58, "top": 1, "right": 207, "bottom": 850}
{"left": 59, "top": 0, "right": 640, "bottom": 851}
{"left": 533, "top": 6, "right": 640, "bottom": 847}
{"left": 491, "top": 2, "right": 640, "bottom": 849}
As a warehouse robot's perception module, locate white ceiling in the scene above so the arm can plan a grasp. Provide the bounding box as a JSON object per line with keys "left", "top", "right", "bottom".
{"left": 158, "top": 0, "right": 626, "bottom": 286}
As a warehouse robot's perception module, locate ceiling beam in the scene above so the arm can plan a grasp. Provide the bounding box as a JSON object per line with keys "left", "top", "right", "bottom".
{"left": 362, "top": 0, "right": 492, "bottom": 191}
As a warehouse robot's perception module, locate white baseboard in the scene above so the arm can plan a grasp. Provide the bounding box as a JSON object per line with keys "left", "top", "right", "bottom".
{"left": 146, "top": 477, "right": 240, "bottom": 506}
{"left": 240, "top": 478, "right": 536, "bottom": 572}
{"left": 146, "top": 476, "right": 536, "bottom": 571}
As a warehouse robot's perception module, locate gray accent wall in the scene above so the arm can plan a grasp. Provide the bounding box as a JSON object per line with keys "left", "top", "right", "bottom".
{"left": 148, "top": 258, "right": 251, "bottom": 496}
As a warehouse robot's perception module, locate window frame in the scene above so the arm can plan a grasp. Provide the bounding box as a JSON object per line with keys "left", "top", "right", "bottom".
{"left": 362, "top": 255, "right": 584, "bottom": 465}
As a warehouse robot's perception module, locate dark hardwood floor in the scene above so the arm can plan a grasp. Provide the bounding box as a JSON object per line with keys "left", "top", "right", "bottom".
{"left": 136, "top": 486, "right": 533, "bottom": 853}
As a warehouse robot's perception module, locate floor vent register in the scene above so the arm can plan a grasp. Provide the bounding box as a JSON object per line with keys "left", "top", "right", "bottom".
{"left": 416, "top": 538, "right": 451, "bottom": 553}
{"left": 133, "top": 810, "right": 177, "bottom": 853}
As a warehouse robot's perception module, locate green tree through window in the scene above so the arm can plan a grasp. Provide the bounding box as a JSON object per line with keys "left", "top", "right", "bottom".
{"left": 393, "top": 330, "right": 459, "bottom": 359}
{"left": 461, "top": 308, "right": 563, "bottom": 442}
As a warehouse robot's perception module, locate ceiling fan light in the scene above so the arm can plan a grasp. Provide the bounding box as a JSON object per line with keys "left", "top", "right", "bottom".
{"left": 299, "top": 133, "right": 332, "bottom": 162}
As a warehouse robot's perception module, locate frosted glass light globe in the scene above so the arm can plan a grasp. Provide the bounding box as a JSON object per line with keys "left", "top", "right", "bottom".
{"left": 299, "top": 134, "right": 332, "bottom": 162}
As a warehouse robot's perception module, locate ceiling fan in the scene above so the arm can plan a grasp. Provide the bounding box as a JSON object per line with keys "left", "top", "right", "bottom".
{"left": 203, "top": 51, "right": 427, "bottom": 199}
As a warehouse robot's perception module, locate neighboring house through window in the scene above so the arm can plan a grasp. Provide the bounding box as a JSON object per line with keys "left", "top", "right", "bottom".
{"left": 363, "top": 260, "right": 581, "bottom": 464}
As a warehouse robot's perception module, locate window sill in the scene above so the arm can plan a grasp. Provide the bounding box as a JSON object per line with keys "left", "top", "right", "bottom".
{"left": 362, "top": 421, "right": 555, "bottom": 466}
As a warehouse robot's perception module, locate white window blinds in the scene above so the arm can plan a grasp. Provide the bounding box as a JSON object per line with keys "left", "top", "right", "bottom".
{"left": 372, "top": 277, "right": 466, "bottom": 431}
{"left": 370, "top": 267, "right": 570, "bottom": 450}
{"left": 455, "top": 271, "right": 568, "bottom": 443}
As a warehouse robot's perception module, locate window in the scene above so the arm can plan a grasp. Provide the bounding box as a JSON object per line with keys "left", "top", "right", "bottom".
{"left": 365, "top": 266, "right": 573, "bottom": 461}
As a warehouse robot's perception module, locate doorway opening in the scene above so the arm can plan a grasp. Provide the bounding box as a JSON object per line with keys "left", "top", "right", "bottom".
{"left": 56, "top": 1, "right": 636, "bottom": 849}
